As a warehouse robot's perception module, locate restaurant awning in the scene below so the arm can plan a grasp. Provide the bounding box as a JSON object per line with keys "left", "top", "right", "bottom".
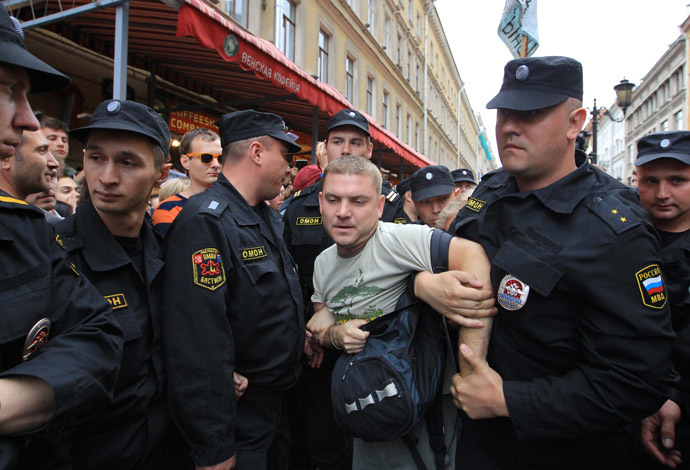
{"left": 176, "top": 0, "right": 432, "bottom": 169}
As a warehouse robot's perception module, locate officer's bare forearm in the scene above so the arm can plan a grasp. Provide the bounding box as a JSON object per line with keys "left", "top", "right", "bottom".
{"left": 458, "top": 318, "right": 493, "bottom": 376}
{"left": 0, "top": 376, "right": 54, "bottom": 434}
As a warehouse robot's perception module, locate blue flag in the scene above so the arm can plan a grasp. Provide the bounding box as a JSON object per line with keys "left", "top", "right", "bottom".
{"left": 498, "top": 0, "right": 539, "bottom": 58}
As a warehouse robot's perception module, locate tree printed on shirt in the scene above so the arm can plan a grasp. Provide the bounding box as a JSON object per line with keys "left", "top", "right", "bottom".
{"left": 330, "top": 268, "right": 384, "bottom": 316}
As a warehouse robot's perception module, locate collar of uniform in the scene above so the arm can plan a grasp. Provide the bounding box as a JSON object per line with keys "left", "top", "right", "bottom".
{"left": 214, "top": 173, "right": 284, "bottom": 239}
{"left": 0, "top": 189, "right": 42, "bottom": 214}
{"left": 75, "top": 200, "right": 139, "bottom": 272}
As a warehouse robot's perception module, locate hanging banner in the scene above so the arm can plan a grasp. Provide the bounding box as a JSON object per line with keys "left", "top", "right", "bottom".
{"left": 498, "top": 0, "right": 539, "bottom": 58}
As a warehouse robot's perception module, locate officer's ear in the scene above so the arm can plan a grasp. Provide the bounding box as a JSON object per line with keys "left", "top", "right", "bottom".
{"left": 154, "top": 163, "right": 172, "bottom": 188}
{"left": 567, "top": 107, "right": 587, "bottom": 141}
{"left": 377, "top": 194, "right": 385, "bottom": 218}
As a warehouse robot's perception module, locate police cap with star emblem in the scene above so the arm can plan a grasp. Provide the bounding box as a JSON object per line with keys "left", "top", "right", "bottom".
{"left": 451, "top": 168, "right": 476, "bottom": 184}
{"left": 411, "top": 165, "right": 454, "bottom": 202}
{"left": 0, "top": 8, "right": 70, "bottom": 92}
{"left": 216, "top": 109, "right": 301, "bottom": 154}
{"left": 327, "top": 109, "right": 370, "bottom": 136}
{"left": 635, "top": 131, "right": 690, "bottom": 166}
{"left": 70, "top": 100, "right": 171, "bottom": 155}
{"left": 487, "top": 56, "right": 583, "bottom": 111}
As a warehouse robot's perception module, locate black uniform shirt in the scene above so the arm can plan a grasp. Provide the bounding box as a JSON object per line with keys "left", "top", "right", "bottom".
{"left": 283, "top": 178, "right": 405, "bottom": 299}
{"left": 658, "top": 229, "right": 690, "bottom": 415}
{"left": 163, "top": 174, "right": 304, "bottom": 466}
{"left": 0, "top": 192, "right": 123, "bottom": 431}
{"left": 54, "top": 200, "right": 167, "bottom": 468}
{"left": 449, "top": 152, "right": 675, "bottom": 465}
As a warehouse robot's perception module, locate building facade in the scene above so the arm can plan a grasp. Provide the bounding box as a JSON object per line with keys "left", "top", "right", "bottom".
{"left": 215, "top": 0, "right": 491, "bottom": 175}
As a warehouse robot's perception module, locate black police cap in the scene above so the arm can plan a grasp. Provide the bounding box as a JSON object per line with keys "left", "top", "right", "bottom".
{"left": 217, "top": 109, "right": 301, "bottom": 154}
{"left": 327, "top": 109, "right": 370, "bottom": 136}
{"left": 487, "top": 56, "right": 583, "bottom": 111}
{"left": 396, "top": 176, "right": 412, "bottom": 196}
{"left": 451, "top": 168, "right": 475, "bottom": 184}
{"left": 70, "top": 100, "right": 171, "bottom": 155}
{"left": 411, "top": 165, "right": 454, "bottom": 202}
{"left": 636, "top": 131, "right": 690, "bottom": 167}
{"left": 0, "top": 9, "right": 70, "bottom": 93}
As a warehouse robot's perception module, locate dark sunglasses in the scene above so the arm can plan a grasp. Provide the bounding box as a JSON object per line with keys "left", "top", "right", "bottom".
{"left": 186, "top": 152, "right": 221, "bottom": 164}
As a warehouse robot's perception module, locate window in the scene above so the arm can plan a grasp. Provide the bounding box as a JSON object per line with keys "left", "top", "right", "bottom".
{"left": 407, "top": 50, "right": 412, "bottom": 80}
{"left": 279, "top": 0, "right": 296, "bottom": 61}
{"left": 408, "top": 0, "right": 413, "bottom": 23}
{"left": 366, "top": 76, "right": 374, "bottom": 116}
{"left": 628, "top": 145, "right": 634, "bottom": 164}
{"left": 416, "top": 14, "right": 420, "bottom": 37}
{"left": 414, "top": 122, "right": 419, "bottom": 149}
{"left": 368, "top": 0, "right": 378, "bottom": 36}
{"left": 407, "top": 114, "right": 412, "bottom": 144}
{"left": 416, "top": 63, "right": 420, "bottom": 92}
{"left": 397, "top": 33, "right": 403, "bottom": 67}
{"left": 661, "top": 120, "right": 669, "bottom": 132}
{"left": 345, "top": 56, "right": 355, "bottom": 103}
{"left": 676, "top": 67, "right": 684, "bottom": 93}
{"left": 384, "top": 14, "right": 391, "bottom": 52}
{"left": 395, "top": 103, "right": 402, "bottom": 136}
{"left": 223, "top": 0, "right": 248, "bottom": 27}
{"left": 676, "top": 110, "right": 684, "bottom": 130}
{"left": 382, "top": 91, "right": 390, "bottom": 128}
{"left": 318, "top": 30, "right": 329, "bottom": 82}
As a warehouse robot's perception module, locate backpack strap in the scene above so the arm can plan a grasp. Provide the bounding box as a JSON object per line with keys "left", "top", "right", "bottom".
{"left": 401, "top": 434, "right": 428, "bottom": 470}
{"left": 425, "top": 394, "right": 447, "bottom": 470}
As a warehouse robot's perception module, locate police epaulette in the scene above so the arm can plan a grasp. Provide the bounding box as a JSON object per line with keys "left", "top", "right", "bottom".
{"left": 199, "top": 199, "right": 228, "bottom": 217}
{"left": 586, "top": 193, "right": 641, "bottom": 235}
{"left": 480, "top": 169, "right": 502, "bottom": 181}
{"left": 385, "top": 191, "right": 399, "bottom": 203}
{"left": 293, "top": 183, "right": 319, "bottom": 200}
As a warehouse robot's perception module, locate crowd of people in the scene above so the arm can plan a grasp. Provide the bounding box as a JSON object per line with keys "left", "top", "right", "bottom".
{"left": 1, "top": 6, "right": 689, "bottom": 470}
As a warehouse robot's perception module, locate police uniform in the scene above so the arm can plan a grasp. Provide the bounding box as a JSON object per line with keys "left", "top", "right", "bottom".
{"left": 449, "top": 57, "right": 675, "bottom": 469}
{"left": 54, "top": 199, "right": 172, "bottom": 469}
{"left": 0, "top": 9, "right": 122, "bottom": 468}
{"left": 163, "top": 111, "right": 304, "bottom": 469}
{"left": 0, "top": 194, "right": 123, "bottom": 467}
{"left": 635, "top": 131, "right": 690, "bottom": 463}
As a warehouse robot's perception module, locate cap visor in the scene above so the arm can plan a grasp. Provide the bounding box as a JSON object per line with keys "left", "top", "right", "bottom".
{"left": 269, "top": 132, "right": 302, "bottom": 154}
{"left": 635, "top": 153, "right": 690, "bottom": 167}
{"left": 486, "top": 89, "right": 567, "bottom": 111}
{"left": 70, "top": 121, "right": 159, "bottom": 146}
{"left": 328, "top": 120, "right": 370, "bottom": 136}
{"left": 3, "top": 44, "right": 70, "bottom": 93}
{"left": 412, "top": 184, "right": 454, "bottom": 202}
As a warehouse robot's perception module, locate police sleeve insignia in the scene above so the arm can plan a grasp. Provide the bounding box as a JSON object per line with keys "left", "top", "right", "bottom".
{"left": 636, "top": 264, "right": 667, "bottom": 309}
{"left": 193, "top": 248, "right": 226, "bottom": 291}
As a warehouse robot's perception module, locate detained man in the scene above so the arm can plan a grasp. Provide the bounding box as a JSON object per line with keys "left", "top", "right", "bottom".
{"left": 410, "top": 165, "right": 459, "bottom": 228}
{"left": 23, "top": 129, "right": 61, "bottom": 220}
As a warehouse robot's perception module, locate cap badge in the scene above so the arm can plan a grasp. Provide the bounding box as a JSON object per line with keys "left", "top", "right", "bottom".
{"left": 106, "top": 101, "right": 121, "bottom": 115}
{"left": 9, "top": 15, "right": 25, "bottom": 40}
{"left": 497, "top": 274, "right": 529, "bottom": 311}
{"left": 660, "top": 139, "right": 671, "bottom": 149}
{"left": 348, "top": 112, "right": 356, "bottom": 118}
{"left": 515, "top": 65, "right": 529, "bottom": 81}
{"left": 425, "top": 172, "right": 433, "bottom": 180}
{"left": 462, "top": 170, "right": 468, "bottom": 175}
{"left": 23, "top": 318, "right": 51, "bottom": 361}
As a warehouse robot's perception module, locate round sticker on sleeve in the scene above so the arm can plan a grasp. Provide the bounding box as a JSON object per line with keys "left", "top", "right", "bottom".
{"left": 497, "top": 274, "right": 529, "bottom": 311}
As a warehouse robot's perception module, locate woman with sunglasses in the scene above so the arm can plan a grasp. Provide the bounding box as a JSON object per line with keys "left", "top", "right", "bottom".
{"left": 153, "top": 127, "right": 222, "bottom": 235}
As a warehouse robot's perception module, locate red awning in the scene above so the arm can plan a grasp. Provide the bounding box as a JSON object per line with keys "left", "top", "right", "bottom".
{"left": 177, "top": 0, "right": 431, "bottom": 168}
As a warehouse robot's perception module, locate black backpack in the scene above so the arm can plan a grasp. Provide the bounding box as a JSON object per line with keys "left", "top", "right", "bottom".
{"left": 330, "top": 289, "right": 447, "bottom": 468}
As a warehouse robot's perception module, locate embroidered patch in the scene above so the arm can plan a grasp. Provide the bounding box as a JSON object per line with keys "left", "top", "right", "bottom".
{"left": 394, "top": 217, "right": 407, "bottom": 224}
{"left": 241, "top": 246, "right": 267, "bottom": 261}
{"left": 297, "top": 216, "right": 322, "bottom": 226}
{"left": 193, "top": 248, "right": 226, "bottom": 291}
{"left": 497, "top": 274, "right": 529, "bottom": 311}
{"left": 105, "top": 293, "right": 128, "bottom": 310}
{"left": 23, "top": 318, "right": 51, "bottom": 361}
{"left": 465, "top": 197, "right": 487, "bottom": 213}
{"left": 636, "top": 264, "right": 667, "bottom": 309}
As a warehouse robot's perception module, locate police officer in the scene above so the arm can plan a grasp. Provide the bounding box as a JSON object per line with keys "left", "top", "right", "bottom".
{"left": 282, "top": 108, "right": 404, "bottom": 469}
{"left": 396, "top": 176, "right": 418, "bottom": 223}
{"left": 0, "top": 8, "right": 122, "bottom": 466}
{"left": 53, "top": 99, "right": 178, "bottom": 469}
{"left": 451, "top": 168, "right": 476, "bottom": 193}
{"left": 447, "top": 56, "right": 674, "bottom": 469}
{"left": 163, "top": 109, "right": 304, "bottom": 470}
{"left": 410, "top": 165, "right": 459, "bottom": 227}
{"left": 636, "top": 131, "right": 690, "bottom": 468}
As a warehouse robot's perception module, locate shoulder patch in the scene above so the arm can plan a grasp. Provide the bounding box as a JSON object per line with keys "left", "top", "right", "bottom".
{"left": 586, "top": 194, "right": 641, "bottom": 235}
{"left": 464, "top": 197, "right": 487, "bottom": 213}
{"left": 105, "top": 293, "right": 128, "bottom": 310}
{"left": 385, "top": 191, "right": 399, "bottom": 203}
{"left": 199, "top": 199, "right": 228, "bottom": 218}
{"left": 394, "top": 217, "right": 407, "bottom": 224}
{"left": 636, "top": 264, "right": 667, "bottom": 309}
{"left": 193, "top": 248, "right": 226, "bottom": 290}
